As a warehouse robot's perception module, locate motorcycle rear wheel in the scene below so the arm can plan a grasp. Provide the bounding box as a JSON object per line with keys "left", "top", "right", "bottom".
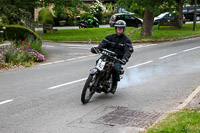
{"left": 81, "top": 74, "right": 95, "bottom": 104}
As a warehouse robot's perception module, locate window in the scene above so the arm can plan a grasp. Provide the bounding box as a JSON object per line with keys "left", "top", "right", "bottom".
{"left": 125, "top": 15, "right": 130, "bottom": 19}
{"left": 117, "top": 15, "right": 124, "bottom": 20}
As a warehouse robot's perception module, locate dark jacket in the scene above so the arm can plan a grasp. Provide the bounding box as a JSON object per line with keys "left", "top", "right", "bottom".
{"left": 98, "top": 33, "right": 134, "bottom": 62}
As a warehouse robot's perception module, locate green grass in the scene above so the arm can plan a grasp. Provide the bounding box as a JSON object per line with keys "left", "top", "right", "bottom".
{"left": 40, "top": 27, "right": 135, "bottom": 42}
{"left": 130, "top": 24, "right": 200, "bottom": 42}
{"left": 40, "top": 24, "right": 200, "bottom": 42}
{"left": 147, "top": 108, "right": 200, "bottom": 133}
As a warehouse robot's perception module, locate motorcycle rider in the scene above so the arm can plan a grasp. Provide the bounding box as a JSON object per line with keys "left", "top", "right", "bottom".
{"left": 91, "top": 20, "right": 134, "bottom": 94}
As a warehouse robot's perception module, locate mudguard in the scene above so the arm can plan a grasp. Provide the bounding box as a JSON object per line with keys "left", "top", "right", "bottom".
{"left": 90, "top": 68, "right": 98, "bottom": 75}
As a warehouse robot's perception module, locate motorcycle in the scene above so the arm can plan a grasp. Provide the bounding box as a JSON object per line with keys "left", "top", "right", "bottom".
{"left": 81, "top": 45, "right": 124, "bottom": 104}
{"left": 77, "top": 16, "right": 99, "bottom": 29}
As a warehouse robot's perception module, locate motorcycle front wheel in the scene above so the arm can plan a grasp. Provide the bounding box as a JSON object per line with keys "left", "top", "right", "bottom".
{"left": 81, "top": 74, "right": 96, "bottom": 104}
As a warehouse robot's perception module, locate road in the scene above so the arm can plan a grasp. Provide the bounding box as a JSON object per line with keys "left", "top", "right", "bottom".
{"left": 0, "top": 38, "right": 200, "bottom": 133}
{"left": 35, "top": 24, "right": 110, "bottom": 31}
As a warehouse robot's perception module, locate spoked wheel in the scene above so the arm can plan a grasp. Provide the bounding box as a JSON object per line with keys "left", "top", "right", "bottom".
{"left": 106, "top": 75, "right": 113, "bottom": 93}
{"left": 81, "top": 74, "right": 96, "bottom": 104}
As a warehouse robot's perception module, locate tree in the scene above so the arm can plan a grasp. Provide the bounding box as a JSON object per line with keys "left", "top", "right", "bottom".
{"left": 116, "top": 0, "right": 144, "bottom": 18}
{"left": 193, "top": 0, "right": 197, "bottom": 31}
{"left": 117, "top": 0, "right": 172, "bottom": 37}
{"left": 135, "top": 0, "right": 169, "bottom": 37}
{"left": 0, "top": 0, "right": 44, "bottom": 24}
{"left": 0, "top": 0, "right": 87, "bottom": 24}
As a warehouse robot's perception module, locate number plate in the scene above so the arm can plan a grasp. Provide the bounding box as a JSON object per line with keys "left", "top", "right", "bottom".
{"left": 96, "top": 59, "right": 105, "bottom": 71}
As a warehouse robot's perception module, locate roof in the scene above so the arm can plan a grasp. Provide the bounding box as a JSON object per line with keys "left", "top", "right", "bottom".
{"left": 113, "top": 13, "right": 135, "bottom": 16}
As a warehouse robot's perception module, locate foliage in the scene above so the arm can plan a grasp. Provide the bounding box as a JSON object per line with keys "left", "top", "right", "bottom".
{"left": 6, "top": 40, "right": 45, "bottom": 67}
{"left": 0, "top": 0, "right": 89, "bottom": 25}
{"left": 80, "top": 13, "right": 94, "bottom": 21}
{"left": 147, "top": 108, "right": 200, "bottom": 133}
{"left": 45, "top": 0, "right": 87, "bottom": 9}
{"left": 90, "top": 0, "right": 106, "bottom": 22}
{"left": 0, "top": 1, "right": 31, "bottom": 24}
{"left": 116, "top": 0, "right": 145, "bottom": 18}
{"left": 0, "top": 0, "right": 45, "bottom": 24}
{"left": 4, "top": 25, "right": 42, "bottom": 43}
{"left": 103, "top": 2, "right": 116, "bottom": 19}
{"left": 53, "top": 6, "right": 80, "bottom": 25}
{"left": 38, "top": 8, "right": 54, "bottom": 25}
{"left": 0, "top": 24, "right": 6, "bottom": 44}
{"left": 51, "top": 0, "right": 88, "bottom": 26}
{"left": 117, "top": 0, "right": 175, "bottom": 17}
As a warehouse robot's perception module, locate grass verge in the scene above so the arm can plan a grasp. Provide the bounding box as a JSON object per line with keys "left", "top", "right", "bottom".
{"left": 130, "top": 23, "right": 200, "bottom": 42}
{"left": 146, "top": 108, "right": 200, "bottom": 133}
{"left": 39, "top": 27, "right": 135, "bottom": 42}
{"left": 40, "top": 24, "right": 200, "bottom": 42}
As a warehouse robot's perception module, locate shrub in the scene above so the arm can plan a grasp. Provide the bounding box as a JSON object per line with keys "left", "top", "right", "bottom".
{"left": 6, "top": 40, "right": 45, "bottom": 67}
{"left": 90, "top": 0, "right": 105, "bottom": 22}
{"left": 4, "top": 25, "right": 42, "bottom": 43}
{"left": 38, "top": 8, "right": 54, "bottom": 25}
{"left": 80, "top": 12, "right": 94, "bottom": 21}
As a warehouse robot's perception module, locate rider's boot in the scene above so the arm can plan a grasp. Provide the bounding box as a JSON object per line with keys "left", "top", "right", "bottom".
{"left": 110, "top": 81, "right": 118, "bottom": 94}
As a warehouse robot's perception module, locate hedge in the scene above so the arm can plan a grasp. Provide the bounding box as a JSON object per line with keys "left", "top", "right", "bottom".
{"left": 4, "top": 25, "right": 42, "bottom": 43}
{"left": 38, "top": 8, "right": 54, "bottom": 25}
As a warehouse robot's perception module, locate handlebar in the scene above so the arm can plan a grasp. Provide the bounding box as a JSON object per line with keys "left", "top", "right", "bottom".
{"left": 88, "top": 40, "right": 124, "bottom": 65}
{"left": 100, "top": 48, "right": 124, "bottom": 64}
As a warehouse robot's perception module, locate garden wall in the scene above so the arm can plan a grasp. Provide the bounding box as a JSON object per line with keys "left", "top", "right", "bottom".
{"left": 0, "top": 42, "right": 12, "bottom": 67}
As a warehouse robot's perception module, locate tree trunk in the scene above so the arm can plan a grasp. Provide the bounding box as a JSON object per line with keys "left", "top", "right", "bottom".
{"left": 193, "top": 0, "right": 197, "bottom": 31}
{"left": 30, "top": 7, "right": 35, "bottom": 31}
{"left": 140, "top": 8, "right": 154, "bottom": 37}
{"left": 176, "top": 0, "right": 183, "bottom": 28}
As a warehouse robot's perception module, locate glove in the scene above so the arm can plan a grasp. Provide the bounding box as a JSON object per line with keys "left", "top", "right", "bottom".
{"left": 91, "top": 47, "right": 99, "bottom": 54}
{"left": 121, "top": 59, "right": 127, "bottom": 65}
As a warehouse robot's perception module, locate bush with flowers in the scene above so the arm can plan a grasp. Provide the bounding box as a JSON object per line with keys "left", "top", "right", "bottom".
{"left": 90, "top": 0, "right": 106, "bottom": 23}
{"left": 53, "top": 6, "right": 79, "bottom": 26}
{"left": 6, "top": 40, "right": 45, "bottom": 67}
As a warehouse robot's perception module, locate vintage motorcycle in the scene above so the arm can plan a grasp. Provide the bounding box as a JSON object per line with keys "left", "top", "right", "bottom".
{"left": 81, "top": 47, "right": 124, "bottom": 104}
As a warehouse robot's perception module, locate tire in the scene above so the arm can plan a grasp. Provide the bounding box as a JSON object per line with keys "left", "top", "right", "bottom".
{"left": 106, "top": 75, "right": 113, "bottom": 93}
{"left": 81, "top": 74, "right": 95, "bottom": 104}
{"left": 137, "top": 23, "right": 142, "bottom": 28}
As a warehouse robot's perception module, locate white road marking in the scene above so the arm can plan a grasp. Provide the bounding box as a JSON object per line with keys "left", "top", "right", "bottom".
{"left": 159, "top": 53, "right": 178, "bottom": 59}
{"left": 135, "top": 44, "right": 157, "bottom": 49}
{"left": 76, "top": 56, "right": 88, "bottom": 59}
{"left": 66, "top": 58, "right": 77, "bottom": 61}
{"left": 53, "top": 60, "right": 65, "bottom": 63}
{"left": 0, "top": 99, "right": 14, "bottom": 105}
{"left": 39, "top": 62, "right": 53, "bottom": 66}
{"left": 39, "top": 55, "right": 96, "bottom": 66}
{"left": 47, "top": 78, "right": 87, "bottom": 90}
{"left": 88, "top": 54, "right": 98, "bottom": 57}
{"left": 60, "top": 44, "right": 88, "bottom": 47}
{"left": 127, "top": 60, "right": 153, "bottom": 69}
{"left": 69, "top": 47, "right": 90, "bottom": 49}
{"left": 42, "top": 45, "right": 55, "bottom": 48}
{"left": 182, "top": 46, "right": 200, "bottom": 53}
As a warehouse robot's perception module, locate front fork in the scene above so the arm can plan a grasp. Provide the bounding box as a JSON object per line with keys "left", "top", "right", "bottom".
{"left": 89, "top": 68, "right": 104, "bottom": 92}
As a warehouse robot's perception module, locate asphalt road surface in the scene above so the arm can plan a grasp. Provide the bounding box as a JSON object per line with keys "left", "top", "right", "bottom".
{"left": 0, "top": 37, "right": 200, "bottom": 133}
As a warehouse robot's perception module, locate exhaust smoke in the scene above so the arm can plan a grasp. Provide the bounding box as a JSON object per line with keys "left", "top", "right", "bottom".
{"left": 118, "top": 66, "right": 164, "bottom": 89}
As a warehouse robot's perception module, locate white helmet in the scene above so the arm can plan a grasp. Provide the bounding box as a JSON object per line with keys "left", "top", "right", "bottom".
{"left": 114, "top": 20, "right": 126, "bottom": 34}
